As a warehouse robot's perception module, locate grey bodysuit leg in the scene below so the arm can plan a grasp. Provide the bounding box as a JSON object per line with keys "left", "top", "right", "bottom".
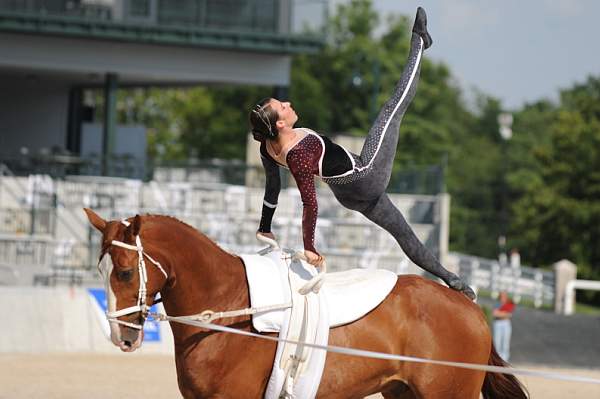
{"left": 360, "top": 194, "right": 459, "bottom": 285}
{"left": 328, "top": 32, "right": 424, "bottom": 203}
{"left": 324, "top": 33, "right": 424, "bottom": 194}
{"left": 357, "top": 33, "right": 424, "bottom": 192}
{"left": 328, "top": 33, "right": 471, "bottom": 294}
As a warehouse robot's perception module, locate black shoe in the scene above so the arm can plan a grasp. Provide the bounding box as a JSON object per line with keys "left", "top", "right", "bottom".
{"left": 447, "top": 277, "right": 476, "bottom": 300}
{"left": 412, "top": 7, "right": 433, "bottom": 49}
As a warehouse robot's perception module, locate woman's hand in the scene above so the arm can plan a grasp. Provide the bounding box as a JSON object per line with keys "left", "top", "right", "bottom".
{"left": 304, "top": 250, "right": 325, "bottom": 268}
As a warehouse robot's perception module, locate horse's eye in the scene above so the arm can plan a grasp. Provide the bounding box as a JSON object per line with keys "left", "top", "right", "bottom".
{"left": 116, "top": 269, "right": 134, "bottom": 282}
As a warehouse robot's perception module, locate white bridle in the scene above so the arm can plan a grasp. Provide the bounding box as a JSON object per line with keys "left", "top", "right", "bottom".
{"left": 100, "top": 220, "right": 168, "bottom": 330}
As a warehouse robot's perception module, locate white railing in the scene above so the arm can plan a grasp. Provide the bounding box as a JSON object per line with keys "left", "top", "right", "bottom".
{"left": 564, "top": 279, "right": 600, "bottom": 315}
{"left": 451, "top": 252, "right": 555, "bottom": 307}
{"left": 0, "top": 235, "right": 97, "bottom": 268}
{"left": 0, "top": 235, "right": 100, "bottom": 285}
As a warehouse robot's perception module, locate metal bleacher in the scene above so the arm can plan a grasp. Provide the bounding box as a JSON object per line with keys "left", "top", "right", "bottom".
{"left": 0, "top": 164, "right": 447, "bottom": 286}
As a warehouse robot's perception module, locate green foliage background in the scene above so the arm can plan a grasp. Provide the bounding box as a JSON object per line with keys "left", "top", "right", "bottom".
{"left": 109, "top": 0, "right": 600, "bottom": 303}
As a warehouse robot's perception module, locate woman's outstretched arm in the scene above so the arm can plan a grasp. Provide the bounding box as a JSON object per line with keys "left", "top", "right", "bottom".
{"left": 287, "top": 149, "right": 319, "bottom": 255}
{"left": 258, "top": 145, "right": 281, "bottom": 234}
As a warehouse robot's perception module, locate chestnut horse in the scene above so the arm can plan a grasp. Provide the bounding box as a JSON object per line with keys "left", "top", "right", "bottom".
{"left": 84, "top": 209, "right": 527, "bottom": 399}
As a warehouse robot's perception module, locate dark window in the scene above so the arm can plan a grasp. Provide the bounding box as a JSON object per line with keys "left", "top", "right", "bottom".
{"left": 156, "top": 0, "right": 278, "bottom": 33}
{"left": 129, "top": 0, "right": 151, "bottom": 17}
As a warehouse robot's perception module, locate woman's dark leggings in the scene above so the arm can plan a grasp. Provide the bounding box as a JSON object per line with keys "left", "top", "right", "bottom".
{"left": 325, "top": 33, "right": 462, "bottom": 288}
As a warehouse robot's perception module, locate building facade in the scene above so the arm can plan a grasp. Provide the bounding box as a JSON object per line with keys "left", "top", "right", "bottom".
{"left": 0, "top": 0, "right": 325, "bottom": 175}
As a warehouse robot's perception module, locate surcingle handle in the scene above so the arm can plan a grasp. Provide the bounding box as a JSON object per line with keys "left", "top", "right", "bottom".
{"left": 256, "top": 232, "right": 280, "bottom": 254}
{"left": 294, "top": 252, "right": 326, "bottom": 295}
{"left": 298, "top": 272, "right": 325, "bottom": 295}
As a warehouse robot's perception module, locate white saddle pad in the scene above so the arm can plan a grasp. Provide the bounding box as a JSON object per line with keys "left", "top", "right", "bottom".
{"left": 326, "top": 268, "right": 398, "bottom": 327}
{"left": 241, "top": 251, "right": 398, "bottom": 332}
{"left": 241, "top": 250, "right": 398, "bottom": 399}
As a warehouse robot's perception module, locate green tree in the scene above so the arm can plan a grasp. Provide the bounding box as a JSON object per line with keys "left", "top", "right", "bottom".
{"left": 510, "top": 77, "right": 600, "bottom": 303}
{"left": 117, "top": 86, "right": 271, "bottom": 162}
{"left": 179, "top": 86, "right": 267, "bottom": 160}
{"left": 445, "top": 93, "right": 505, "bottom": 257}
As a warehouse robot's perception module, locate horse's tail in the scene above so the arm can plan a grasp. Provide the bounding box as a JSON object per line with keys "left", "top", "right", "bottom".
{"left": 481, "top": 344, "right": 529, "bottom": 399}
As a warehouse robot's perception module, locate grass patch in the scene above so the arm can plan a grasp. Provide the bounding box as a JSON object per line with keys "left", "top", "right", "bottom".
{"left": 574, "top": 302, "right": 600, "bottom": 315}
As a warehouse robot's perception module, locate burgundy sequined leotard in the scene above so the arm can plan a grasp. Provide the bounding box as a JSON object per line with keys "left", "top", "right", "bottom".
{"left": 258, "top": 128, "right": 354, "bottom": 254}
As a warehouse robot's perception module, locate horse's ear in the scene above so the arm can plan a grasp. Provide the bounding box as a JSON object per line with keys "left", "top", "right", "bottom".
{"left": 84, "top": 208, "right": 106, "bottom": 232}
{"left": 132, "top": 214, "right": 142, "bottom": 237}
{"left": 124, "top": 215, "right": 142, "bottom": 243}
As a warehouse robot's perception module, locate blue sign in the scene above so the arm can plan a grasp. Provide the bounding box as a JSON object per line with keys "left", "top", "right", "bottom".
{"left": 88, "top": 288, "right": 161, "bottom": 342}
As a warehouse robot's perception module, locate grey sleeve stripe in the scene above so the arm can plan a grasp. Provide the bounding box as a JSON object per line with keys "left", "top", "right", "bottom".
{"left": 263, "top": 200, "right": 278, "bottom": 208}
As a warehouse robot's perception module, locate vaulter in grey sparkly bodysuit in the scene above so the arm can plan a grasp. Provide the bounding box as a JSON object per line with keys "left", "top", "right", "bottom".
{"left": 250, "top": 8, "right": 475, "bottom": 300}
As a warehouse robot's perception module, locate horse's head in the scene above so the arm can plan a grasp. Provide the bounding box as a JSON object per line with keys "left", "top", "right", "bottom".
{"left": 84, "top": 208, "right": 169, "bottom": 352}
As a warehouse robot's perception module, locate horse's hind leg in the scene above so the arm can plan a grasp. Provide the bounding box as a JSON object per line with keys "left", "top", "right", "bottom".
{"left": 380, "top": 381, "right": 416, "bottom": 399}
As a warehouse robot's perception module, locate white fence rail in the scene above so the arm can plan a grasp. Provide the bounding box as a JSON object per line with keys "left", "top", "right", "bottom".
{"left": 451, "top": 252, "right": 555, "bottom": 308}
{"left": 564, "top": 279, "right": 600, "bottom": 315}
{"left": 0, "top": 235, "right": 99, "bottom": 286}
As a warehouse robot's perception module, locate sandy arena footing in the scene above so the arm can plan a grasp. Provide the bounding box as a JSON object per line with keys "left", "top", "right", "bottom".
{"left": 1, "top": 354, "right": 599, "bottom": 399}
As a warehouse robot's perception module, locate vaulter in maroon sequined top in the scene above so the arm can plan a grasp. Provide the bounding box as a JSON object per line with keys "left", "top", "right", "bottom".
{"left": 258, "top": 128, "right": 354, "bottom": 254}
{"left": 248, "top": 7, "right": 476, "bottom": 300}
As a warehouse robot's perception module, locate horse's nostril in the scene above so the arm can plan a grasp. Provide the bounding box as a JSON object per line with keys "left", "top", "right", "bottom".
{"left": 123, "top": 340, "right": 132, "bottom": 347}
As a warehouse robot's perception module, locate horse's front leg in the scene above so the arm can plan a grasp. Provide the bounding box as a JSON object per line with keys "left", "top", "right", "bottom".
{"left": 176, "top": 335, "right": 276, "bottom": 399}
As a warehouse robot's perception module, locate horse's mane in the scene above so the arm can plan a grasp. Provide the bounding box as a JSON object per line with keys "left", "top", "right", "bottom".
{"left": 142, "top": 213, "right": 198, "bottom": 232}
{"left": 140, "top": 214, "right": 234, "bottom": 256}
